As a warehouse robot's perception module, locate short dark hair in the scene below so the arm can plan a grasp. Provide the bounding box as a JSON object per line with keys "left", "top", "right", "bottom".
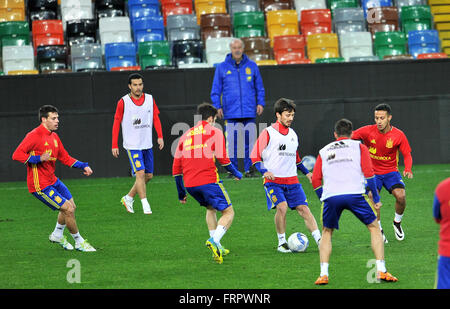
{"left": 375, "top": 103, "right": 391, "bottom": 115}
{"left": 128, "top": 73, "right": 144, "bottom": 84}
{"left": 39, "top": 105, "right": 58, "bottom": 122}
{"left": 274, "top": 98, "right": 296, "bottom": 115}
{"left": 197, "top": 102, "right": 217, "bottom": 120}
{"left": 334, "top": 118, "right": 353, "bottom": 137}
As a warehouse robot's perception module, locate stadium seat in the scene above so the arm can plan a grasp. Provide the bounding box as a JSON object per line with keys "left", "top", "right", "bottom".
{"left": 408, "top": 29, "right": 441, "bottom": 58}
{"left": 0, "top": 0, "right": 25, "bottom": 21}
{"left": 138, "top": 40, "right": 171, "bottom": 68}
{"left": 99, "top": 16, "right": 132, "bottom": 53}
{"left": 374, "top": 31, "right": 407, "bottom": 58}
{"left": 367, "top": 7, "right": 399, "bottom": 37}
{"left": 228, "top": 0, "right": 259, "bottom": 19}
{"left": 233, "top": 11, "right": 265, "bottom": 38}
{"left": 416, "top": 52, "right": 448, "bottom": 58}
{"left": 242, "top": 36, "right": 272, "bottom": 61}
{"left": 383, "top": 54, "right": 414, "bottom": 59}
{"left": 273, "top": 34, "right": 306, "bottom": 63}
{"left": 300, "top": 9, "right": 332, "bottom": 36}
{"left": 395, "top": 0, "right": 427, "bottom": 12}
{"left": 71, "top": 42, "right": 104, "bottom": 72}
{"left": 349, "top": 55, "right": 380, "bottom": 61}
{"left": 361, "top": 0, "right": 393, "bottom": 17}
{"left": 294, "top": 0, "right": 326, "bottom": 21}
{"left": 277, "top": 54, "right": 311, "bottom": 64}
{"left": 132, "top": 15, "right": 165, "bottom": 45}
{"left": 400, "top": 5, "right": 433, "bottom": 34}
{"left": 339, "top": 31, "right": 373, "bottom": 61}
{"left": 194, "top": 0, "right": 227, "bottom": 25}
{"left": 160, "top": 0, "right": 193, "bottom": 25}
{"left": 32, "top": 19, "right": 64, "bottom": 54}
{"left": 66, "top": 19, "right": 97, "bottom": 46}
{"left": 200, "top": 13, "right": 232, "bottom": 43}
{"left": 0, "top": 21, "right": 29, "bottom": 56}
{"left": 327, "top": 0, "right": 359, "bottom": 15}
{"left": 261, "top": 0, "right": 294, "bottom": 13}
{"left": 104, "top": 42, "right": 137, "bottom": 71}
{"left": 255, "top": 59, "right": 278, "bottom": 65}
{"left": 306, "top": 32, "right": 339, "bottom": 63}
{"left": 128, "top": 0, "right": 161, "bottom": 25}
{"left": 95, "top": 0, "right": 125, "bottom": 19}
{"left": 28, "top": 0, "right": 58, "bottom": 25}
{"left": 110, "top": 65, "right": 141, "bottom": 71}
{"left": 266, "top": 10, "right": 299, "bottom": 46}
{"left": 36, "top": 44, "right": 68, "bottom": 72}
{"left": 60, "top": 0, "right": 93, "bottom": 30}
{"left": 206, "top": 37, "right": 234, "bottom": 66}
{"left": 443, "top": 39, "right": 450, "bottom": 56}
{"left": 166, "top": 14, "right": 200, "bottom": 41}
{"left": 7, "top": 69, "right": 39, "bottom": 75}
{"left": 315, "top": 57, "right": 345, "bottom": 62}
{"left": 2, "top": 45, "right": 34, "bottom": 74}
{"left": 172, "top": 39, "right": 204, "bottom": 66}
{"left": 428, "top": 0, "right": 450, "bottom": 15}
{"left": 333, "top": 8, "right": 366, "bottom": 36}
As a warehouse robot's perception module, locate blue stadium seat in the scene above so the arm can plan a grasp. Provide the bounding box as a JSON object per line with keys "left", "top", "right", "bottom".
{"left": 408, "top": 29, "right": 440, "bottom": 58}
{"left": 362, "top": 0, "right": 393, "bottom": 17}
{"left": 128, "top": 0, "right": 160, "bottom": 26}
{"left": 105, "top": 42, "right": 137, "bottom": 71}
{"left": 132, "top": 16, "right": 165, "bottom": 45}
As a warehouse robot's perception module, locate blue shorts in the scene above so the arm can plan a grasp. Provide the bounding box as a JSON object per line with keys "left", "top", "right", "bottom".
{"left": 322, "top": 194, "right": 377, "bottom": 230}
{"left": 264, "top": 182, "right": 308, "bottom": 211}
{"left": 32, "top": 179, "right": 72, "bottom": 211}
{"left": 127, "top": 149, "right": 154, "bottom": 175}
{"left": 369, "top": 171, "right": 405, "bottom": 194}
{"left": 437, "top": 255, "right": 450, "bottom": 289}
{"left": 186, "top": 182, "right": 232, "bottom": 211}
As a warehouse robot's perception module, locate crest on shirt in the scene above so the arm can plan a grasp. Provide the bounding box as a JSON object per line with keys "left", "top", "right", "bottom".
{"left": 44, "top": 141, "right": 49, "bottom": 146}
{"left": 226, "top": 70, "right": 232, "bottom": 75}
{"left": 370, "top": 139, "right": 376, "bottom": 144}
{"left": 369, "top": 147, "right": 377, "bottom": 155}
{"left": 246, "top": 67, "right": 251, "bottom": 75}
{"left": 386, "top": 138, "right": 393, "bottom": 148}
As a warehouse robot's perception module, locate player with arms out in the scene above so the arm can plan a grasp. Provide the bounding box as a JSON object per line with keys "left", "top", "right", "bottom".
{"left": 312, "top": 118, "right": 397, "bottom": 285}
{"left": 12, "top": 105, "right": 96, "bottom": 252}
{"left": 112, "top": 73, "right": 164, "bottom": 215}
{"left": 250, "top": 98, "right": 321, "bottom": 253}
{"left": 172, "top": 103, "right": 242, "bottom": 264}
{"left": 352, "top": 103, "right": 413, "bottom": 243}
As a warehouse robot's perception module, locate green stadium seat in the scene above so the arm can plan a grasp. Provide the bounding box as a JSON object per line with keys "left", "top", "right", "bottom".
{"left": 374, "top": 31, "right": 407, "bottom": 58}
{"left": 327, "top": 0, "right": 358, "bottom": 16}
{"left": 233, "top": 11, "right": 265, "bottom": 38}
{"left": 138, "top": 40, "right": 172, "bottom": 69}
{"left": 0, "top": 21, "right": 29, "bottom": 55}
{"left": 400, "top": 5, "right": 433, "bottom": 34}
{"left": 315, "top": 57, "right": 345, "bottom": 63}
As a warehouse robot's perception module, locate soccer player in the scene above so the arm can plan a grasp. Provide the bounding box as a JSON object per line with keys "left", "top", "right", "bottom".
{"left": 312, "top": 118, "right": 397, "bottom": 285}
{"left": 250, "top": 98, "right": 321, "bottom": 253}
{"left": 433, "top": 177, "right": 450, "bottom": 289}
{"left": 172, "top": 103, "right": 242, "bottom": 264}
{"left": 12, "top": 105, "right": 96, "bottom": 252}
{"left": 112, "top": 73, "right": 164, "bottom": 215}
{"left": 352, "top": 103, "right": 413, "bottom": 243}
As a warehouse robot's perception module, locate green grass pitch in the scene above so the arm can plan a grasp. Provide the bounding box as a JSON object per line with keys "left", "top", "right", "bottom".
{"left": 0, "top": 164, "right": 448, "bottom": 289}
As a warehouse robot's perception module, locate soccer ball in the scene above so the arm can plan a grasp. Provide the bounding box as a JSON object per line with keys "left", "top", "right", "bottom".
{"left": 301, "top": 155, "right": 316, "bottom": 172}
{"left": 287, "top": 232, "right": 309, "bottom": 252}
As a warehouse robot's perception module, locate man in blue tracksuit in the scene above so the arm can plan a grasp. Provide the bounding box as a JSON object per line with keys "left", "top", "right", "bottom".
{"left": 210, "top": 38, "right": 266, "bottom": 177}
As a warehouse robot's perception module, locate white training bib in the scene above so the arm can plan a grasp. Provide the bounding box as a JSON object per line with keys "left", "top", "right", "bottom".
{"left": 121, "top": 93, "right": 153, "bottom": 150}
{"left": 319, "top": 139, "right": 365, "bottom": 201}
{"left": 261, "top": 126, "right": 298, "bottom": 178}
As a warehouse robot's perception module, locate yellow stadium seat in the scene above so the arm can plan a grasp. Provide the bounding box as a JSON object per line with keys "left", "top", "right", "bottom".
{"left": 0, "top": 0, "right": 25, "bottom": 21}
{"left": 441, "top": 39, "right": 450, "bottom": 56}
{"left": 428, "top": 0, "right": 450, "bottom": 5}
{"left": 255, "top": 59, "right": 278, "bottom": 66}
{"left": 266, "top": 10, "right": 299, "bottom": 47}
{"left": 7, "top": 69, "right": 39, "bottom": 75}
{"left": 194, "top": 0, "right": 227, "bottom": 24}
{"left": 307, "top": 33, "right": 339, "bottom": 63}
{"left": 439, "top": 30, "right": 450, "bottom": 40}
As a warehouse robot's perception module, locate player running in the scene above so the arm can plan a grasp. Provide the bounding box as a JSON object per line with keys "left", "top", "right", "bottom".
{"left": 12, "top": 105, "right": 96, "bottom": 252}
{"left": 312, "top": 118, "right": 397, "bottom": 285}
{"left": 250, "top": 98, "right": 321, "bottom": 253}
{"left": 352, "top": 103, "right": 413, "bottom": 243}
{"left": 172, "top": 103, "right": 242, "bottom": 264}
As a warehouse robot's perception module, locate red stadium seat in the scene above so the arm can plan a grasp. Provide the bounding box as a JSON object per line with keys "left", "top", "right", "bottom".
{"left": 277, "top": 53, "right": 311, "bottom": 64}
{"left": 300, "top": 9, "right": 332, "bottom": 36}
{"left": 32, "top": 20, "right": 64, "bottom": 54}
{"left": 160, "top": 0, "right": 193, "bottom": 26}
{"left": 417, "top": 52, "right": 448, "bottom": 59}
{"left": 110, "top": 65, "right": 142, "bottom": 71}
{"left": 273, "top": 34, "right": 306, "bottom": 62}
